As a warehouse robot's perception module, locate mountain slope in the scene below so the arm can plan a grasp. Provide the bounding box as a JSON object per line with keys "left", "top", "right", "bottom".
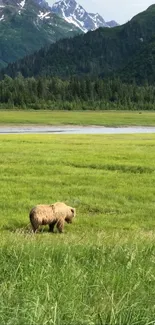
{"left": 0, "top": 0, "right": 81, "bottom": 68}
{"left": 51, "top": 0, "right": 119, "bottom": 33}
{"left": 2, "top": 4, "right": 155, "bottom": 80}
{"left": 117, "top": 35, "right": 155, "bottom": 84}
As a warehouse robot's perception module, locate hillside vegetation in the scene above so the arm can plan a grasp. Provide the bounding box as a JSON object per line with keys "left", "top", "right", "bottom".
{"left": 118, "top": 35, "right": 155, "bottom": 84}
{"left": 2, "top": 4, "right": 155, "bottom": 82}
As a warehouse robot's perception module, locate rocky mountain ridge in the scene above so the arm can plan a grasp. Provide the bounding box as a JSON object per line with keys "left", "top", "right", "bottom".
{"left": 51, "top": 0, "right": 119, "bottom": 32}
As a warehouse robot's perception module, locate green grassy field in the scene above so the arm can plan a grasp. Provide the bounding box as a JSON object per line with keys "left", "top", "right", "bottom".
{"left": 1, "top": 110, "right": 155, "bottom": 126}
{"left": 1, "top": 134, "right": 155, "bottom": 325}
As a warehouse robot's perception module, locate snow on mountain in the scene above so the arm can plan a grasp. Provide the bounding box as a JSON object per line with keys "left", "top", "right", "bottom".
{"left": 0, "top": 0, "right": 81, "bottom": 32}
{"left": 0, "top": 13, "right": 4, "bottom": 20}
{"left": 0, "top": 0, "right": 81, "bottom": 68}
{"left": 0, "top": 0, "right": 51, "bottom": 23}
{"left": 38, "top": 10, "right": 51, "bottom": 19}
{"left": 51, "top": 0, "right": 119, "bottom": 33}
{"left": 20, "top": 0, "right": 25, "bottom": 7}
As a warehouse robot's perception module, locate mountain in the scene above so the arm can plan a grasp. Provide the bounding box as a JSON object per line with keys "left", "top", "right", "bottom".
{"left": 118, "top": 35, "right": 155, "bottom": 84}
{"left": 106, "top": 20, "right": 119, "bottom": 28}
{"left": 2, "top": 4, "right": 155, "bottom": 81}
{"left": 51, "top": 0, "right": 119, "bottom": 33}
{"left": 0, "top": 0, "right": 80, "bottom": 68}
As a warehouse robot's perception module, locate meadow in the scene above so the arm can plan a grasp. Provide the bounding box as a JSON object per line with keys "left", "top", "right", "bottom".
{"left": 1, "top": 109, "right": 155, "bottom": 126}
{"left": 1, "top": 133, "right": 155, "bottom": 325}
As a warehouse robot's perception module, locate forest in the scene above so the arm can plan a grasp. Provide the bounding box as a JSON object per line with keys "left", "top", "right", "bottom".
{"left": 1, "top": 74, "right": 155, "bottom": 110}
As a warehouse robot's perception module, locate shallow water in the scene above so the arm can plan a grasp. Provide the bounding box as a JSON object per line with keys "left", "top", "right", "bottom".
{"left": 0, "top": 125, "right": 155, "bottom": 134}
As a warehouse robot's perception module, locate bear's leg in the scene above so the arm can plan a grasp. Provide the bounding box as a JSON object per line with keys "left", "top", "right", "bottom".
{"left": 32, "top": 225, "right": 38, "bottom": 233}
{"left": 31, "top": 221, "right": 39, "bottom": 233}
{"left": 56, "top": 219, "right": 65, "bottom": 233}
{"left": 49, "top": 221, "right": 57, "bottom": 233}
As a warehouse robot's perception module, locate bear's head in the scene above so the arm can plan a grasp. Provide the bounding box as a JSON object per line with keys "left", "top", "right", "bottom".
{"left": 65, "top": 206, "right": 76, "bottom": 223}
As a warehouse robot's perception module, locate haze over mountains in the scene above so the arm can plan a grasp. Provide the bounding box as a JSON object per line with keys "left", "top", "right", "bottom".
{"left": 51, "top": 0, "right": 119, "bottom": 33}
{"left": 3, "top": 4, "right": 155, "bottom": 85}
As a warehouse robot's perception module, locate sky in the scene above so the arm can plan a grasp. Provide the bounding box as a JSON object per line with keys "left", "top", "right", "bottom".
{"left": 49, "top": 0, "right": 155, "bottom": 24}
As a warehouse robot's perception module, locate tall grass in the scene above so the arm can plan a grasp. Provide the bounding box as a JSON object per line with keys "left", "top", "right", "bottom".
{"left": 1, "top": 134, "right": 155, "bottom": 324}
{"left": 1, "top": 233, "right": 155, "bottom": 325}
{"left": 1, "top": 110, "right": 155, "bottom": 126}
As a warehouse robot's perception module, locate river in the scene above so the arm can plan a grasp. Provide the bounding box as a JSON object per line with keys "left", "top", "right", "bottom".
{"left": 0, "top": 125, "right": 155, "bottom": 134}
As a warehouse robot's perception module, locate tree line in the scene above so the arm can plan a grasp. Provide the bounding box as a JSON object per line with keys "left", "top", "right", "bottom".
{"left": 1, "top": 74, "right": 155, "bottom": 110}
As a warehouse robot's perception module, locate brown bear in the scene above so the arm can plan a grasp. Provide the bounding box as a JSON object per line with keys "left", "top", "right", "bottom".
{"left": 29, "top": 202, "right": 76, "bottom": 233}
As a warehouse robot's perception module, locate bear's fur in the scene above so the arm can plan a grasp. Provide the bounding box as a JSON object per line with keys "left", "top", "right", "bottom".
{"left": 29, "top": 202, "right": 76, "bottom": 233}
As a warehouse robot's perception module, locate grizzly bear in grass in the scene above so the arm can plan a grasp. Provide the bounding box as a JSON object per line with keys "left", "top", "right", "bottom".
{"left": 29, "top": 202, "right": 76, "bottom": 233}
